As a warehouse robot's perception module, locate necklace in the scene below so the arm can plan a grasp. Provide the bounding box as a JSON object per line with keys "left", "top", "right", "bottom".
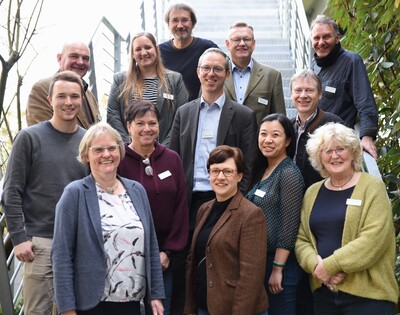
{"left": 330, "top": 171, "right": 354, "bottom": 190}
{"left": 96, "top": 181, "right": 119, "bottom": 194}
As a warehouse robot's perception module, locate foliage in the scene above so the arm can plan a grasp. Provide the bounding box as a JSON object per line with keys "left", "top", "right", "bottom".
{"left": 328, "top": 0, "right": 400, "bottom": 281}
{"left": 0, "top": 0, "right": 44, "bottom": 153}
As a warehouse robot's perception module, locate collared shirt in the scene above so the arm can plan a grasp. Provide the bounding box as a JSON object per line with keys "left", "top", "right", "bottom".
{"left": 231, "top": 59, "right": 253, "bottom": 104}
{"left": 293, "top": 109, "right": 318, "bottom": 162}
{"left": 193, "top": 94, "right": 225, "bottom": 191}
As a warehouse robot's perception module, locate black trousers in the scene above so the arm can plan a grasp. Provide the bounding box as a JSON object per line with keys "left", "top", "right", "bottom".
{"left": 170, "top": 191, "right": 215, "bottom": 315}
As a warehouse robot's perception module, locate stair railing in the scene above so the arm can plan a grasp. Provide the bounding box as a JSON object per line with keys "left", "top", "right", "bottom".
{"left": 278, "top": 0, "right": 312, "bottom": 70}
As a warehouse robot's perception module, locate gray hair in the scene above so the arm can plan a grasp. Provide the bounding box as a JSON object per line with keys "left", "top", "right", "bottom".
{"left": 311, "top": 15, "right": 340, "bottom": 36}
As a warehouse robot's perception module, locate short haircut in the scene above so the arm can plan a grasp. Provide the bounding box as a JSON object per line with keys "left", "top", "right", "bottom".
{"left": 198, "top": 48, "right": 230, "bottom": 70}
{"left": 78, "top": 122, "right": 125, "bottom": 164}
{"left": 311, "top": 14, "right": 340, "bottom": 36}
{"left": 125, "top": 100, "right": 160, "bottom": 124}
{"left": 228, "top": 21, "right": 254, "bottom": 32}
{"left": 290, "top": 69, "right": 322, "bottom": 95}
{"left": 48, "top": 70, "right": 84, "bottom": 98}
{"left": 207, "top": 145, "right": 244, "bottom": 174}
{"left": 306, "top": 122, "right": 363, "bottom": 178}
{"left": 164, "top": 2, "right": 197, "bottom": 26}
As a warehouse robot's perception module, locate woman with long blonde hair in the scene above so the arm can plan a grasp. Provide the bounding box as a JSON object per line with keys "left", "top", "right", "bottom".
{"left": 107, "top": 32, "right": 188, "bottom": 144}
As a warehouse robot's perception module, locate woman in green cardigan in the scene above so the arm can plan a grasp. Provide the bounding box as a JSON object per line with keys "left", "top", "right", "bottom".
{"left": 295, "top": 122, "right": 398, "bottom": 315}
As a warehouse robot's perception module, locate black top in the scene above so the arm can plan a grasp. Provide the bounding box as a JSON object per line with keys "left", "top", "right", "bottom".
{"left": 195, "top": 197, "right": 233, "bottom": 310}
{"left": 310, "top": 184, "right": 355, "bottom": 258}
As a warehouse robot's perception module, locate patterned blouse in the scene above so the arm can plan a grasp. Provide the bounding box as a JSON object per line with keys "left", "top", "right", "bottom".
{"left": 97, "top": 187, "right": 146, "bottom": 302}
{"left": 246, "top": 157, "right": 304, "bottom": 255}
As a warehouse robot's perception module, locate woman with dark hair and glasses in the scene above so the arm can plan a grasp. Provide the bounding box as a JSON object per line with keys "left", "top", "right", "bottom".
{"left": 52, "top": 122, "right": 164, "bottom": 315}
{"left": 118, "top": 100, "right": 189, "bottom": 315}
{"left": 246, "top": 113, "right": 305, "bottom": 315}
{"left": 185, "top": 145, "right": 268, "bottom": 315}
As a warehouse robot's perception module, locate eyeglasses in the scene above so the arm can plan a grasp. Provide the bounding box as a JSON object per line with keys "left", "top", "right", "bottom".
{"left": 89, "top": 145, "right": 120, "bottom": 155}
{"left": 199, "top": 66, "right": 227, "bottom": 75}
{"left": 208, "top": 168, "right": 237, "bottom": 177}
{"left": 292, "top": 88, "right": 317, "bottom": 95}
{"left": 169, "top": 18, "right": 191, "bottom": 25}
{"left": 142, "top": 157, "right": 153, "bottom": 176}
{"left": 322, "top": 146, "right": 348, "bottom": 156}
{"left": 229, "top": 37, "right": 254, "bottom": 44}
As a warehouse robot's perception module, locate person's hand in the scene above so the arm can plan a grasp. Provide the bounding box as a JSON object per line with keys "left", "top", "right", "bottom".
{"left": 329, "top": 271, "right": 345, "bottom": 285}
{"left": 313, "top": 255, "right": 330, "bottom": 284}
{"left": 150, "top": 299, "right": 164, "bottom": 315}
{"left": 361, "top": 136, "right": 378, "bottom": 159}
{"left": 268, "top": 266, "right": 284, "bottom": 294}
{"left": 159, "top": 252, "right": 170, "bottom": 271}
{"left": 14, "top": 240, "right": 34, "bottom": 262}
{"left": 61, "top": 311, "right": 77, "bottom": 315}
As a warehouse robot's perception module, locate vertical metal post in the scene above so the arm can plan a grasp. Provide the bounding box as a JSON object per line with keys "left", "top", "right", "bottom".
{"left": 0, "top": 234, "right": 15, "bottom": 315}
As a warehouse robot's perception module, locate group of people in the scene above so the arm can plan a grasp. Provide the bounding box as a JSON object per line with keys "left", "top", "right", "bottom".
{"left": 1, "top": 3, "right": 397, "bottom": 315}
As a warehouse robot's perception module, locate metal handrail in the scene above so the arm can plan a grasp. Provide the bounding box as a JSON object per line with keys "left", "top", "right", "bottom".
{"left": 278, "top": 0, "right": 313, "bottom": 70}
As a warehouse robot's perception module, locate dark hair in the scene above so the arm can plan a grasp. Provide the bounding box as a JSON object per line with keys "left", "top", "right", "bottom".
{"left": 49, "top": 70, "right": 83, "bottom": 97}
{"left": 164, "top": 3, "right": 197, "bottom": 27}
{"left": 125, "top": 100, "right": 160, "bottom": 124}
{"left": 207, "top": 145, "right": 244, "bottom": 174}
{"left": 247, "top": 114, "right": 296, "bottom": 191}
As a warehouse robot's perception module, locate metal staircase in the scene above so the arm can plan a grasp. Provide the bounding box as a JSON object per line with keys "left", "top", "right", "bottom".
{"left": 180, "top": 0, "right": 297, "bottom": 118}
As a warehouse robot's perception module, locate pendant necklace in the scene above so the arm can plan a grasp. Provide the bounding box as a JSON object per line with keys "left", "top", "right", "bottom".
{"left": 330, "top": 171, "right": 354, "bottom": 190}
{"left": 96, "top": 181, "right": 119, "bottom": 194}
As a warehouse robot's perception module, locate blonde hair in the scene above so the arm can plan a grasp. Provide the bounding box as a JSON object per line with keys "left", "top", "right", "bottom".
{"left": 119, "top": 32, "right": 170, "bottom": 106}
{"left": 78, "top": 122, "right": 125, "bottom": 164}
{"left": 289, "top": 69, "right": 322, "bottom": 95}
{"left": 306, "top": 122, "right": 363, "bottom": 178}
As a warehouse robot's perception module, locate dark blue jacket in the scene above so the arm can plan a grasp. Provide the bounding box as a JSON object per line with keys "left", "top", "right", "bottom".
{"left": 312, "top": 48, "right": 378, "bottom": 139}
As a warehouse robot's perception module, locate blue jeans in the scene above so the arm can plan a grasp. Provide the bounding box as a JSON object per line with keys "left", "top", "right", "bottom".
{"left": 265, "top": 253, "right": 303, "bottom": 315}
{"left": 314, "top": 286, "right": 395, "bottom": 315}
{"left": 162, "top": 266, "right": 173, "bottom": 315}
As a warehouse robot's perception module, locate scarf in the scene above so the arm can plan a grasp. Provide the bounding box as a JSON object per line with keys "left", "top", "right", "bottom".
{"left": 314, "top": 42, "right": 344, "bottom": 68}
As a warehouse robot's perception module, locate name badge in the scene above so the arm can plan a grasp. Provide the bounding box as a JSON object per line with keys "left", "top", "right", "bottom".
{"left": 163, "top": 93, "right": 174, "bottom": 100}
{"left": 255, "top": 189, "right": 266, "bottom": 198}
{"left": 258, "top": 97, "right": 269, "bottom": 106}
{"left": 346, "top": 198, "right": 362, "bottom": 206}
{"left": 158, "top": 170, "right": 172, "bottom": 180}
{"left": 202, "top": 130, "right": 213, "bottom": 139}
{"left": 325, "top": 86, "right": 336, "bottom": 94}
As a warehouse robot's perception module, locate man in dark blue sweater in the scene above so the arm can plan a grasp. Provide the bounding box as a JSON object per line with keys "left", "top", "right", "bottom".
{"left": 159, "top": 3, "right": 218, "bottom": 101}
{"left": 2, "top": 71, "right": 88, "bottom": 315}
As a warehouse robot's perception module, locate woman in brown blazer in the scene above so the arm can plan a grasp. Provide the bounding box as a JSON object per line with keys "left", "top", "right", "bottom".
{"left": 184, "top": 145, "right": 268, "bottom": 315}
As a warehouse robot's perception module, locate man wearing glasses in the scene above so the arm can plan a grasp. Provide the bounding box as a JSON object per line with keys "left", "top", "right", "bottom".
{"left": 159, "top": 3, "right": 218, "bottom": 101}
{"left": 225, "top": 22, "right": 286, "bottom": 124}
{"left": 168, "top": 47, "right": 257, "bottom": 315}
{"left": 2, "top": 71, "right": 89, "bottom": 315}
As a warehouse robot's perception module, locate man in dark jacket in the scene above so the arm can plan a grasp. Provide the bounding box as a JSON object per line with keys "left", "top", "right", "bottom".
{"left": 311, "top": 15, "right": 378, "bottom": 159}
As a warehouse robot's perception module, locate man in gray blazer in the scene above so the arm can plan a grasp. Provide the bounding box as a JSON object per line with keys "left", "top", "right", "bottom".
{"left": 169, "top": 47, "right": 257, "bottom": 225}
{"left": 168, "top": 47, "right": 257, "bottom": 314}
{"left": 225, "top": 22, "right": 286, "bottom": 124}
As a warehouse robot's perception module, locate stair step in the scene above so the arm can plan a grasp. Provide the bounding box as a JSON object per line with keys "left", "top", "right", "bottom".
{"left": 184, "top": 0, "right": 297, "bottom": 117}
